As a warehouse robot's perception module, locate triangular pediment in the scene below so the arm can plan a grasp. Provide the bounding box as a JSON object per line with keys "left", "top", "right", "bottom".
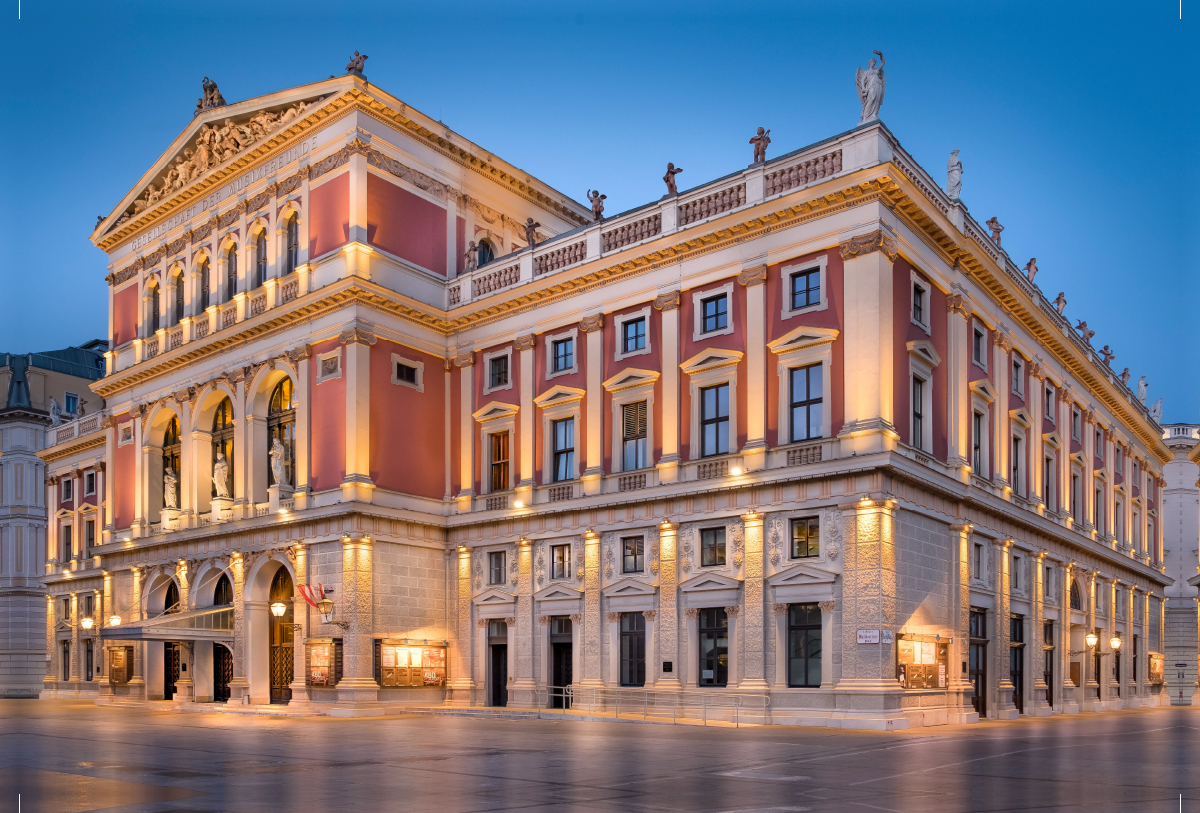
{"left": 1010, "top": 407, "right": 1032, "bottom": 428}
{"left": 970, "top": 379, "right": 996, "bottom": 403}
{"left": 767, "top": 562, "right": 838, "bottom": 587}
{"left": 1042, "top": 430, "right": 1062, "bottom": 449}
{"left": 534, "top": 584, "right": 583, "bottom": 601}
{"left": 472, "top": 587, "right": 516, "bottom": 606}
{"left": 602, "top": 368, "right": 661, "bottom": 393}
{"left": 680, "top": 348, "right": 744, "bottom": 376}
{"left": 533, "top": 385, "right": 586, "bottom": 408}
{"left": 907, "top": 339, "right": 942, "bottom": 367}
{"left": 601, "top": 578, "right": 658, "bottom": 598}
{"left": 473, "top": 400, "right": 520, "bottom": 422}
{"left": 768, "top": 325, "right": 840, "bottom": 356}
{"left": 679, "top": 572, "right": 742, "bottom": 592}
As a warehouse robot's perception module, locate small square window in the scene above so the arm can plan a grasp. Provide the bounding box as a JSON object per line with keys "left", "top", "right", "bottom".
{"left": 790, "top": 516, "right": 820, "bottom": 558}
{"left": 488, "top": 551, "right": 506, "bottom": 585}
{"left": 790, "top": 269, "right": 820, "bottom": 310}
{"left": 622, "top": 318, "right": 646, "bottom": 354}
{"left": 551, "top": 544, "right": 571, "bottom": 580}
{"left": 622, "top": 536, "right": 644, "bottom": 573}
{"left": 552, "top": 338, "right": 573, "bottom": 372}
{"left": 701, "top": 294, "right": 727, "bottom": 334}
{"left": 700, "top": 527, "right": 726, "bottom": 567}
{"left": 84, "top": 471, "right": 95, "bottom": 496}
{"left": 489, "top": 356, "right": 509, "bottom": 389}
{"left": 396, "top": 362, "right": 417, "bottom": 385}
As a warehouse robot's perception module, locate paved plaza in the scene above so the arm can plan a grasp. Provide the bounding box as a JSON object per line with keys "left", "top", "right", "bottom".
{"left": 0, "top": 700, "right": 1196, "bottom": 812}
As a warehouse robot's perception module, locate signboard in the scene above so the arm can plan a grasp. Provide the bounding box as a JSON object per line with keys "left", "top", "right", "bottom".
{"left": 896, "top": 635, "right": 950, "bottom": 690}
{"left": 309, "top": 643, "right": 332, "bottom": 686}
{"left": 1149, "top": 655, "right": 1165, "bottom": 685}
{"left": 882, "top": 630, "right": 894, "bottom": 644}
{"left": 857, "top": 629, "right": 881, "bottom": 644}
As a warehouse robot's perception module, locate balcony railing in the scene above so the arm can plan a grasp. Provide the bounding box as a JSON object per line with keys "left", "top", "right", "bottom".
{"left": 473, "top": 263, "right": 520, "bottom": 298}
{"left": 546, "top": 484, "right": 574, "bottom": 502}
{"left": 485, "top": 494, "right": 509, "bottom": 511}
{"left": 249, "top": 290, "right": 268, "bottom": 317}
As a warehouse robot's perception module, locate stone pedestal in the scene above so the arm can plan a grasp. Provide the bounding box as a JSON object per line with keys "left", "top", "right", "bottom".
{"left": 160, "top": 508, "right": 181, "bottom": 531}
{"left": 210, "top": 497, "right": 232, "bottom": 522}
{"left": 268, "top": 484, "right": 294, "bottom": 513}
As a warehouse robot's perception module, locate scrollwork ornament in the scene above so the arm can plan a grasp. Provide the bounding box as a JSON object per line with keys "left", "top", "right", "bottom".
{"left": 772, "top": 603, "right": 789, "bottom": 616}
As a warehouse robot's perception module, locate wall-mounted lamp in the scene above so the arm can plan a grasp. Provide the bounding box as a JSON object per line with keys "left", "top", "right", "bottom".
{"left": 109, "top": 615, "right": 121, "bottom": 627}
{"left": 1085, "top": 631, "right": 1099, "bottom": 648}
{"left": 80, "top": 617, "right": 94, "bottom": 630}
{"left": 1110, "top": 635, "right": 1122, "bottom": 651}
{"left": 269, "top": 602, "right": 288, "bottom": 618}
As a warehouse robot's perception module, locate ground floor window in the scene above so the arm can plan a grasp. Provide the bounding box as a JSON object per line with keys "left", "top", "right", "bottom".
{"left": 1043, "top": 621, "right": 1054, "bottom": 707}
{"left": 61, "top": 641, "right": 70, "bottom": 681}
{"left": 969, "top": 608, "right": 987, "bottom": 716}
{"left": 787, "top": 603, "right": 822, "bottom": 688}
{"left": 698, "top": 608, "right": 728, "bottom": 687}
{"left": 620, "top": 613, "right": 646, "bottom": 687}
{"left": 1009, "top": 614, "right": 1025, "bottom": 714}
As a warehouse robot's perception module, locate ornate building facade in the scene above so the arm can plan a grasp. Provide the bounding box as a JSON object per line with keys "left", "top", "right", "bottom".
{"left": 39, "top": 72, "right": 1172, "bottom": 727}
{"left": 1, "top": 342, "right": 106, "bottom": 697}
{"left": 1162, "top": 423, "right": 1200, "bottom": 704}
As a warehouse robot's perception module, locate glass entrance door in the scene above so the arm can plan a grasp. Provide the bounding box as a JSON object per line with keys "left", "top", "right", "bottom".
{"left": 164, "top": 642, "right": 180, "bottom": 700}
{"left": 969, "top": 609, "right": 987, "bottom": 716}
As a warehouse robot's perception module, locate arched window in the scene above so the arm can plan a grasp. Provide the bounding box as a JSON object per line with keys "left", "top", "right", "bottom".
{"left": 213, "top": 573, "right": 233, "bottom": 606}
{"left": 164, "top": 580, "right": 180, "bottom": 614}
{"left": 284, "top": 215, "right": 299, "bottom": 276}
{"left": 199, "top": 260, "right": 210, "bottom": 311}
{"left": 173, "top": 273, "right": 185, "bottom": 326}
{"left": 211, "top": 398, "right": 235, "bottom": 498}
{"left": 226, "top": 245, "right": 238, "bottom": 302}
{"left": 477, "top": 239, "right": 495, "bottom": 267}
{"left": 162, "top": 416, "right": 181, "bottom": 509}
{"left": 254, "top": 231, "right": 267, "bottom": 289}
{"left": 267, "top": 379, "right": 296, "bottom": 489}
{"left": 149, "top": 284, "right": 161, "bottom": 332}
{"left": 1069, "top": 580, "right": 1082, "bottom": 611}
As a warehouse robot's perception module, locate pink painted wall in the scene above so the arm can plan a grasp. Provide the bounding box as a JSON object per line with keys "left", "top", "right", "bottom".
{"left": 367, "top": 174, "right": 447, "bottom": 275}
{"left": 369, "top": 339, "right": 445, "bottom": 499}
{"left": 678, "top": 278, "right": 746, "bottom": 460}
{"left": 309, "top": 173, "right": 349, "bottom": 260}
{"left": 892, "top": 259, "right": 948, "bottom": 462}
{"left": 456, "top": 216, "right": 466, "bottom": 275}
{"left": 473, "top": 344, "right": 519, "bottom": 492}
{"left": 113, "top": 414, "right": 135, "bottom": 531}
{"left": 536, "top": 325, "right": 589, "bottom": 480}
{"left": 309, "top": 338, "right": 345, "bottom": 493}
{"left": 111, "top": 285, "right": 139, "bottom": 348}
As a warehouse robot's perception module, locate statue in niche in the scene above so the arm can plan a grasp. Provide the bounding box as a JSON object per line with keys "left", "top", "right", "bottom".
{"left": 1119, "top": 367, "right": 1131, "bottom": 386}
{"left": 1023, "top": 257, "right": 1038, "bottom": 283}
{"left": 1053, "top": 291, "right": 1067, "bottom": 315}
{"left": 662, "top": 162, "right": 683, "bottom": 196}
{"left": 749, "top": 127, "right": 772, "bottom": 164}
{"left": 946, "top": 150, "right": 963, "bottom": 199}
{"left": 163, "top": 467, "right": 178, "bottom": 510}
{"left": 985, "top": 217, "right": 1004, "bottom": 246}
{"left": 1150, "top": 399, "right": 1163, "bottom": 422}
{"left": 270, "top": 438, "right": 289, "bottom": 489}
{"left": 1074, "top": 320, "right": 1094, "bottom": 344}
{"left": 523, "top": 218, "right": 541, "bottom": 247}
{"left": 346, "top": 51, "right": 369, "bottom": 74}
{"left": 49, "top": 397, "right": 62, "bottom": 426}
{"left": 464, "top": 240, "right": 478, "bottom": 272}
{"left": 855, "top": 50, "right": 886, "bottom": 123}
{"left": 1137, "top": 376, "right": 1148, "bottom": 404}
{"left": 1100, "top": 345, "right": 1115, "bottom": 366}
{"left": 212, "top": 450, "right": 231, "bottom": 499}
{"left": 587, "top": 189, "right": 606, "bottom": 222}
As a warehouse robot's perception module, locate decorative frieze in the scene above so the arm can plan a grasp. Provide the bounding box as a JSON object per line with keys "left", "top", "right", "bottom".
{"left": 652, "top": 290, "right": 680, "bottom": 312}
{"left": 368, "top": 149, "right": 448, "bottom": 200}
{"left": 738, "top": 264, "right": 767, "bottom": 287}
{"left": 453, "top": 351, "right": 475, "bottom": 368}
{"left": 579, "top": 314, "right": 604, "bottom": 333}
{"left": 513, "top": 334, "right": 535, "bottom": 352}
{"left": 838, "top": 229, "right": 897, "bottom": 261}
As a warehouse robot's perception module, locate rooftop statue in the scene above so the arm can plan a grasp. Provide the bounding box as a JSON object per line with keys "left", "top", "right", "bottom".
{"left": 855, "top": 50, "right": 886, "bottom": 123}
{"left": 523, "top": 218, "right": 541, "bottom": 247}
{"left": 1137, "top": 376, "right": 1148, "bottom": 404}
{"left": 1149, "top": 398, "right": 1162, "bottom": 422}
{"left": 587, "top": 190, "right": 606, "bottom": 222}
{"left": 1074, "top": 320, "right": 1094, "bottom": 345}
{"left": 663, "top": 163, "right": 683, "bottom": 196}
{"left": 946, "top": 150, "right": 963, "bottom": 199}
{"left": 194, "top": 77, "right": 226, "bottom": 117}
{"left": 1119, "top": 367, "right": 1131, "bottom": 386}
{"left": 49, "top": 397, "right": 61, "bottom": 426}
{"left": 346, "top": 51, "right": 369, "bottom": 75}
{"left": 1023, "top": 258, "right": 1038, "bottom": 284}
{"left": 749, "top": 127, "right": 772, "bottom": 164}
{"left": 985, "top": 217, "right": 1004, "bottom": 247}
{"left": 1053, "top": 291, "right": 1067, "bottom": 315}
{"left": 1100, "top": 345, "right": 1115, "bottom": 366}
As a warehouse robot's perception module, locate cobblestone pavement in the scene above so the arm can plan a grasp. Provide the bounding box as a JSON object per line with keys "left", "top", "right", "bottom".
{"left": 0, "top": 700, "right": 1196, "bottom": 812}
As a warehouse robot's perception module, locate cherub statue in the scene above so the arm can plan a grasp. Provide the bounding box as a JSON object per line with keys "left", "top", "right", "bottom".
{"left": 1100, "top": 345, "right": 1115, "bottom": 366}
{"left": 464, "top": 240, "right": 478, "bottom": 272}
{"left": 145, "top": 183, "right": 162, "bottom": 206}
{"left": 1074, "top": 320, "right": 1094, "bottom": 344}
{"left": 1149, "top": 399, "right": 1163, "bottom": 423}
{"left": 1119, "top": 367, "right": 1131, "bottom": 386}
{"left": 212, "top": 450, "right": 231, "bottom": 499}
{"left": 1023, "top": 258, "right": 1038, "bottom": 283}
{"left": 985, "top": 217, "right": 1004, "bottom": 247}
{"left": 749, "top": 127, "right": 772, "bottom": 164}
{"left": 270, "top": 438, "right": 289, "bottom": 488}
{"left": 523, "top": 218, "right": 541, "bottom": 247}
{"left": 586, "top": 189, "right": 606, "bottom": 222}
{"left": 663, "top": 162, "right": 683, "bottom": 196}
{"left": 1136, "top": 376, "right": 1148, "bottom": 404}
{"left": 163, "top": 466, "right": 178, "bottom": 510}
{"left": 855, "top": 50, "right": 886, "bottom": 123}
{"left": 1053, "top": 291, "right": 1067, "bottom": 315}
{"left": 346, "top": 51, "right": 369, "bottom": 74}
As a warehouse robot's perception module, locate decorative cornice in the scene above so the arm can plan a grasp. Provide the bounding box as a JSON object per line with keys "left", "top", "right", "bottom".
{"left": 737, "top": 264, "right": 767, "bottom": 287}
{"left": 993, "top": 331, "right": 1013, "bottom": 352}
{"left": 580, "top": 314, "right": 604, "bottom": 333}
{"left": 284, "top": 344, "right": 311, "bottom": 364}
{"left": 513, "top": 334, "right": 535, "bottom": 352}
{"left": 838, "top": 229, "right": 897, "bottom": 261}
{"left": 453, "top": 351, "right": 475, "bottom": 368}
{"left": 946, "top": 293, "right": 969, "bottom": 318}
{"left": 652, "top": 290, "right": 681, "bottom": 312}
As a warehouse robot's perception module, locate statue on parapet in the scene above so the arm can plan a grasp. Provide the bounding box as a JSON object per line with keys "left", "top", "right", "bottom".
{"left": 194, "top": 77, "right": 226, "bottom": 116}
{"left": 1149, "top": 399, "right": 1162, "bottom": 422}
{"left": 1023, "top": 258, "right": 1038, "bottom": 283}
{"left": 1074, "top": 320, "right": 1094, "bottom": 344}
{"left": 985, "top": 217, "right": 1004, "bottom": 247}
{"left": 1137, "top": 376, "right": 1148, "bottom": 404}
{"left": 1119, "top": 367, "right": 1131, "bottom": 386}
{"left": 587, "top": 190, "right": 606, "bottom": 222}
{"left": 1100, "top": 345, "right": 1115, "bottom": 366}
{"left": 946, "top": 150, "right": 963, "bottom": 199}
{"left": 1053, "top": 291, "right": 1067, "bottom": 315}
{"left": 855, "top": 50, "right": 886, "bottom": 123}
{"left": 346, "top": 51, "right": 369, "bottom": 75}
{"left": 749, "top": 127, "right": 772, "bottom": 164}
{"left": 663, "top": 162, "right": 683, "bottom": 196}
{"left": 523, "top": 218, "right": 541, "bottom": 247}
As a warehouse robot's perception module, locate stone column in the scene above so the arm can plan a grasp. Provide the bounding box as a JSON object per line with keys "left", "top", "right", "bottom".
{"left": 99, "top": 576, "right": 112, "bottom": 695}
{"left": 226, "top": 555, "right": 248, "bottom": 702}
{"left": 946, "top": 293, "right": 971, "bottom": 479}
{"left": 819, "top": 599, "right": 836, "bottom": 689}
{"left": 288, "top": 543, "right": 311, "bottom": 706}
{"left": 992, "top": 333, "right": 1012, "bottom": 491}
{"left": 1060, "top": 562, "right": 1078, "bottom": 713}
{"left": 1028, "top": 365, "right": 1045, "bottom": 506}
{"left": 581, "top": 315, "right": 604, "bottom": 496}
{"left": 725, "top": 606, "right": 740, "bottom": 686}
{"left": 642, "top": 611, "right": 657, "bottom": 689}
{"left": 739, "top": 511, "right": 767, "bottom": 689}
{"left": 455, "top": 352, "right": 475, "bottom": 512}
{"left": 992, "top": 539, "right": 1017, "bottom": 718}
{"left": 739, "top": 265, "right": 768, "bottom": 471}
{"left": 606, "top": 612, "right": 621, "bottom": 685}
{"left": 773, "top": 603, "right": 788, "bottom": 687}
{"left": 538, "top": 615, "right": 552, "bottom": 689}
{"left": 836, "top": 231, "right": 897, "bottom": 455}
{"left": 348, "top": 138, "right": 369, "bottom": 246}
{"left": 132, "top": 416, "right": 146, "bottom": 536}
{"left": 580, "top": 531, "right": 602, "bottom": 685}
{"left": 1085, "top": 572, "right": 1101, "bottom": 710}
{"left": 290, "top": 345, "right": 312, "bottom": 509}
{"left": 230, "top": 371, "right": 249, "bottom": 518}
{"left": 515, "top": 334, "right": 535, "bottom": 500}
{"left": 656, "top": 521, "right": 681, "bottom": 688}
{"left": 67, "top": 593, "right": 80, "bottom": 684}
{"left": 510, "top": 541, "right": 535, "bottom": 706}
{"left": 654, "top": 292, "right": 681, "bottom": 484}
{"left": 1031, "top": 551, "right": 1051, "bottom": 715}
{"left": 1083, "top": 411, "right": 1096, "bottom": 535}
{"left": 340, "top": 326, "right": 375, "bottom": 504}
{"left": 43, "top": 595, "right": 55, "bottom": 692}
{"left": 337, "top": 535, "right": 378, "bottom": 703}
{"left": 569, "top": 613, "right": 582, "bottom": 690}
{"left": 949, "top": 523, "right": 976, "bottom": 721}
{"left": 447, "top": 546, "right": 474, "bottom": 706}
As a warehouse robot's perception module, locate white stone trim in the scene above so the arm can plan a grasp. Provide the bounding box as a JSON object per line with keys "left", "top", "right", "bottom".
{"left": 680, "top": 349, "right": 742, "bottom": 461}
{"left": 605, "top": 372, "right": 658, "bottom": 473}
{"left": 778, "top": 255, "right": 829, "bottom": 321}
{"left": 769, "top": 325, "right": 837, "bottom": 445}
{"left": 910, "top": 269, "right": 931, "bottom": 335}
{"left": 390, "top": 352, "right": 425, "bottom": 392}
{"left": 315, "top": 348, "right": 342, "bottom": 384}
{"left": 907, "top": 340, "right": 939, "bottom": 454}
{"left": 614, "top": 306, "right": 652, "bottom": 362}
{"left": 691, "top": 281, "right": 736, "bottom": 342}
{"left": 482, "top": 347, "right": 514, "bottom": 395}
{"left": 544, "top": 327, "right": 579, "bottom": 380}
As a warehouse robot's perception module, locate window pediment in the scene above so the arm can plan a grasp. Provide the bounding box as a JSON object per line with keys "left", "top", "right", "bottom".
{"left": 766, "top": 562, "right": 838, "bottom": 587}
{"left": 970, "top": 380, "right": 997, "bottom": 403}
{"left": 533, "top": 385, "right": 586, "bottom": 408}
{"left": 471, "top": 587, "right": 516, "bottom": 606}
{"left": 534, "top": 584, "right": 583, "bottom": 601}
{"left": 1009, "top": 408, "right": 1032, "bottom": 428}
{"left": 679, "top": 572, "right": 742, "bottom": 592}
{"left": 602, "top": 368, "right": 661, "bottom": 393}
{"left": 1042, "top": 431, "right": 1062, "bottom": 449}
{"left": 767, "top": 325, "right": 839, "bottom": 357}
{"left": 906, "top": 339, "right": 942, "bottom": 367}
{"left": 601, "top": 578, "right": 657, "bottom": 598}
{"left": 472, "top": 401, "right": 519, "bottom": 423}
{"left": 680, "top": 348, "right": 744, "bottom": 376}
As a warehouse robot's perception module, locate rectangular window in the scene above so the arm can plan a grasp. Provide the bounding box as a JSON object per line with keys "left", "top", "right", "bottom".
{"left": 622, "top": 536, "right": 644, "bottom": 573}
{"left": 64, "top": 393, "right": 79, "bottom": 414}
{"left": 1095, "top": 487, "right": 1104, "bottom": 531}
{"left": 621, "top": 401, "right": 647, "bottom": 471}
{"left": 787, "top": 603, "right": 822, "bottom": 688}
{"left": 912, "top": 282, "right": 926, "bottom": 324}
{"left": 972, "top": 411, "right": 984, "bottom": 472}
{"left": 1043, "top": 621, "right": 1054, "bottom": 707}
{"left": 698, "top": 608, "right": 728, "bottom": 687}
{"left": 789, "top": 364, "right": 823, "bottom": 442}
{"left": 551, "top": 544, "right": 571, "bottom": 580}
{"left": 84, "top": 471, "right": 95, "bottom": 496}
{"left": 622, "top": 317, "right": 646, "bottom": 354}
{"left": 62, "top": 478, "right": 73, "bottom": 502}
{"left": 1115, "top": 502, "right": 1123, "bottom": 542}
{"left": 1043, "top": 566, "right": 1052, "bottom": 599}
{"left": 1011, "top": 436, "right": 1022, "bottom": 492}
{"left": 488, "top": 551, "right": 506, "bottom": 585}
{"left": 1071, "top": 472, "right": 1081, "bottom": 520}
{"left": 701, "top": 294, "right": 728, "bottom": 334}
{"left": 1045, "top": 386, "right": 1054, "bottom": 421}
{"left": 552, "top": 338, "right": 573, "bottom": 372}
{"left": 1011, "top": 358, "right": 1023, "bottom": 397}
{"left": 489, "top": 355, "right": 509, "bottom": 389}
{"left": 1095, "top": 429, "right": 1104, "bottom": 459}
{"left": 790, "top": 516, "right": 820, "bottom": 559}
{"left": 912, "top": 376, "right": 925, "bottom": 449}
{"left": 395, "top": 362, "right": 417, "bottom": 385}
{"left": 699, "top": 383, "right": 729, "bottom": 457}
{"left": 701, "top": 527, "right": 726, "bottom": 567}
{"left": 61, "top": 524, "right": 72, "bottom": 562}
{"left": 84, "top": 594, "right": 94, "bottom": 618}
{"left": 972, "top": 327, "right": 986, "bottom": 366}
{"left": 973, "top": 543, "right": 983, "bottom": 579}
{"left": 1072, "top": 409, "right": 1081, "bottom": 440}
{"left": 1044, "top": 456, "right": 1055, "bottom": 510}
{"left": 552, "top": 418, "right": 575, "bottom": 482}
{"left": 790, "top": 269, "right": 820, "bottom": 310}
{"left": 620, "top": 613, "right": 646, "bottom": 687}
{"left": 489, "top": 432, "right": 509, "bottom": 492}
{"left": 85, "top": 520, "right": 95, "bottom": 553}
{"left": 1011, "top": 555, "right": 1021, "bottom": 591}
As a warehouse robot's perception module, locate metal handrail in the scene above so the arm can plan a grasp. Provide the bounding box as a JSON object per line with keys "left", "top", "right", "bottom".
{"left": 534, "top": 685, "right": 770, "bottom": 727}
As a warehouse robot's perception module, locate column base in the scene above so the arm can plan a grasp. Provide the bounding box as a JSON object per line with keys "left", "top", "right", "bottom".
{"left": 507, "top": 679, "right": 538, "bottom": 708}
{"left": 336, "top": 677, "right": 379, "bottom": 704}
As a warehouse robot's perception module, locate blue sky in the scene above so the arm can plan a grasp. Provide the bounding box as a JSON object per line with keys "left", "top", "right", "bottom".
{"left": 1, "top": 1, "right": 1196, "bottom": 422}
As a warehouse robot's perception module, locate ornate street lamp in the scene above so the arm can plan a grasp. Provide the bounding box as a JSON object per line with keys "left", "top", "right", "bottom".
{"left": 317, "top": 597, "right": 334, "bottom": 624}
{"left": 1085, "top": 631, "right": 1099, "bottom": 648}
{"left": 1110, "top": 635, "right": 1122, "bottom": 651}
{"left": 269, "top": 602, "right": 288, "bottom": 618}
{"left": 80, "top": 617, "right": 94, "bottom": 631}
{"left": 108, "top": 615, "right": 121, "bottom": 627}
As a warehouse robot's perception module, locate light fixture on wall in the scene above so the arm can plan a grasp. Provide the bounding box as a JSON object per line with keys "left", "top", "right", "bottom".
{"left": 80, "top": 617, "right": 94, "bottom": 630}
{"left": 1085, "top": 631, "right": 1099, "bottom": 648}
{"left": 269, "top": 602, "right": 287, "bottom": 617}
{"left": 109, "top": 615, "right": 121, "bottom": 626}
{"left": 317, "top": 596, "right": 350, "bottom": 629}
{"left": 1110, "top": 635, "right": 1122, "bottom": 651}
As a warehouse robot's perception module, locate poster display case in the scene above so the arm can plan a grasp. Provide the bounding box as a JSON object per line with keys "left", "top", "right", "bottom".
{"left": 374, "top": 639, "right": 448, "bottom": 688}
{"left": 1149, "top": 654, "right": 1164, "bottom": 685}
{"left": 305, "top": 638, "right": 343, "bottom": 687}
{"left": 108, "top": 646, "right": 133, "bottom": 685}
{"left": 896, "top": 633, "right": 949, "bottom": 690}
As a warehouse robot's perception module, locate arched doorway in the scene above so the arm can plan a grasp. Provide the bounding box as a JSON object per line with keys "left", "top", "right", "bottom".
{"left": 268, "top": 568, "right": 294, "bottom": 704}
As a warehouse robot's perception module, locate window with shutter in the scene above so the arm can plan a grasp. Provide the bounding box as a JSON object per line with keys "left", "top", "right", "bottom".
{"left": 622, "top": 401, "right": 647, "bottom": 471}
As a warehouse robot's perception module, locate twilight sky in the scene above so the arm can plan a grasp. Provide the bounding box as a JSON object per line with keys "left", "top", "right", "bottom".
{"left": 1, "top": 1, "right": 1196, "bottom": 422}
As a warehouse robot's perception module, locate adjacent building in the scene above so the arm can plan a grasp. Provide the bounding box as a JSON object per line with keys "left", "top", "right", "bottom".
{"left": 38, "top": 70, "right": 1172, "bottom": 727}
{"left": 0, "top": 342, "right": 106, "bottom": 697}
{"left": 1163, "top": 423, "right": 1200, "bottom": 704}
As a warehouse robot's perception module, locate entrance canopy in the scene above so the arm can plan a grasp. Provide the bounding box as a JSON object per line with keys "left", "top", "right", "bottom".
{"left": 102, "top": 606, "right": 234, "bottom": 643}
